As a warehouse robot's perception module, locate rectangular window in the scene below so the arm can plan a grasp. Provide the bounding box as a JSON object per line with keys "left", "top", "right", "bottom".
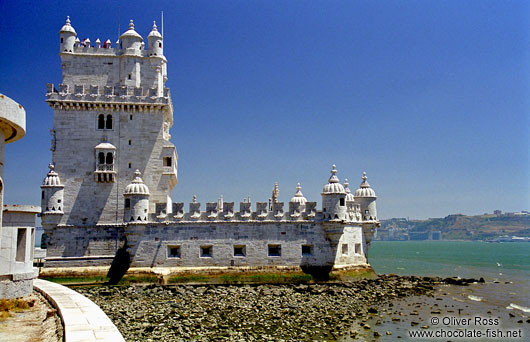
{"left": 268, "top": 244, "right": 281, "bottom": 257}
{"left": 341, "top": 243, "right": 348, "bottom": 256}
{"left": 128, "top": 140, "right": 132, "bottom": 145}
{"left": 168, "top": 246, "right": 181, "bottom": 258}
{"left": 355, "top": 243, "right": 361, "bottom": 255}
{"left": 340, "top": 198, "right": 345, "bottom": 206}
{"left": 16, "top": 228, "right": 27, "bottom": 262}
{"left": 163, "top": 157, "right": 172, "bottom": 167}
{"left": 233, "top": 245, "right": 246, "bottom": 257}
{"left": 302, "top": 244, "right": 313, "bottom": 256}
{"left": 124, "top": 198, "right": 131, "bottom": 208}
{"left": 200, "top": 246, "right": 212, "bottom": 258}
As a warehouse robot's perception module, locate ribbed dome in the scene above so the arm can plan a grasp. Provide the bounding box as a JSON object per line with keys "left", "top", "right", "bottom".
{"left": 322, "top": 165, "right": 345, "bottom": 194}
{"left": 344, "top": 178, "right": 355, "bottom": 202}
{"left": 124, "top": 170, "right": 150, "bottom": 195}
{"left": 41, "top": 164, "right": 64, "bottom": 188}
{"left": 354, "top": 172, "right": 376, "bottom": 198}
{"left": 59, "top": 16, "right": 76, "bottom": 35}
{"left": 290, "top": 183, "right": 307, "bottom": 204}
{"left": 148, "top": 21, "right": 162, "bottom": 39}
{"left": 120, "top": 20, "right": 143, "bottom": 41}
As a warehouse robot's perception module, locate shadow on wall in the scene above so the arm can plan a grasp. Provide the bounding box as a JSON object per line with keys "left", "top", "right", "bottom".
{"left": 107, "top": 241, "right": 131, "bottom": 284}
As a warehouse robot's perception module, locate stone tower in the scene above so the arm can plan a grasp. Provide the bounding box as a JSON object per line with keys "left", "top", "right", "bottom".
{"left": 321, "top": 165, "right": 347, "bottom": 220}
{"left": 43, "top": 17, "right": 177, "bottom": 228}
{"left": 354, "top": 172, "right": 377, "bottom": 221}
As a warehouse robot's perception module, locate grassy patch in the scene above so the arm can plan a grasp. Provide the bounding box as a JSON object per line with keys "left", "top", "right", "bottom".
{"left": 117, "top": 275, "right": 159, "bottom": 285}
{"left": 168, "top": 275, "right": 209, "bottom": 283}
{"left": 40, "top": 276, "right": 109, "bottom": 284}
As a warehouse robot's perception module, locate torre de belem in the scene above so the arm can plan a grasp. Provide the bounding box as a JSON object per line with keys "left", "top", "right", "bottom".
{"left": 41, "top": 18, "right": 380, "bottom": 276}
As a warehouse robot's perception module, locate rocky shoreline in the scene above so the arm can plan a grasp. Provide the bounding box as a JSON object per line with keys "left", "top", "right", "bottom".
{"left": 74, "top": 274, "right": 465, "bottom": 341}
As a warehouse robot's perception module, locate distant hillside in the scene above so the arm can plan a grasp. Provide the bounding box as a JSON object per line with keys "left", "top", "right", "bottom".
{"left": 380, "top": 213, "right": 530, "bottom": 240}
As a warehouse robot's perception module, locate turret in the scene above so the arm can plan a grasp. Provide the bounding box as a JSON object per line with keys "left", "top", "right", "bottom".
{"left": 354, "top": 172, "right": 377, "bottom": 221}
{"left": 289, "top": 183, "right": 307, "bottom": 217}
{"left": 119, "top": 20, "right": 143, "bottom": 52}
{"left": 124, "top": 170, "right": 150, "bottom": 223}
{"left": 321, "top": 165, "right": 347, "bottom": 220}
{"left": 148, "top": 21, "right": 164, "bottom": 57}
{"left": 59, "top": 16, "right": 76, "bottom": 53}
{"left": 344, "top": 179, "right": 356, "bottom": 221}
{"left": 40, "top": 164, "right": 64, "bottom": 215}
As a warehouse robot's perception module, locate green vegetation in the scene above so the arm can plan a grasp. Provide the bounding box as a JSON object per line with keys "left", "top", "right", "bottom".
{"left": 40, "top": 275, "right": 109, "bottom": 284}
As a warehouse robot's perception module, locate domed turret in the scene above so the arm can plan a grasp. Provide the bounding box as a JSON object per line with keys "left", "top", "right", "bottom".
{"left": 124, "top": 170, "right": 150, "bottom": 223}
{"left": 41, "top": 164, "right": 64, "bottom": 214}
{"left": 321, "top": 165, "right": 347, "bottom": 220}
{"left": 120, "top": 20, "right": 143, "bottom": 51}
{"left": 148, "top": 21, "right": 164, "bottom": 57}
{"left": 59, "top": 16, "right": 76, "bottom": 53}
{"left": 290, "top": 183, "right": 307, "bottom": 205}
{"left": 354, "top": 172, "right": 377, "bottom": 221}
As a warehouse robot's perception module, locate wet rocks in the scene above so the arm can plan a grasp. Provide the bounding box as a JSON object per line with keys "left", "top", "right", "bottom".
{"left": 74, "top": 275, "right": 440, "bottom": 342}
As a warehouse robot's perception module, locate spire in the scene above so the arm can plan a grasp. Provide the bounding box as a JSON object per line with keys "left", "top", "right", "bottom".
{"left": 360, "top": 172, "right": 370, "bottom": 188}
{"left": 328, "top": 164, "right": 339, "bottom": 183}
{"left": 148, "top": 20, "right": 163, "bottom": 39}
{"left": 272, "top": 182, "right": 279, "bottom": 203}
{"left": 344, "top": 178, "right": 351, "bottom": 194}
{"left": 129, "top": 19, "right": 134, "bottom": 30}
{"left": 192, "top": 195, "right": 197, "bottom": 203}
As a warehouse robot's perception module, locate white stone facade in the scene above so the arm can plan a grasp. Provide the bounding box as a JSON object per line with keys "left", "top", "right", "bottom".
{"left": 42, "top": 18, "right": 380, "bottom": 275}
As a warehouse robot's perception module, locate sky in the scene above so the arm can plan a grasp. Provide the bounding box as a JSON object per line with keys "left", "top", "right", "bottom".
{"left": 0, "top": 0, "right": 528, "bottom": 220}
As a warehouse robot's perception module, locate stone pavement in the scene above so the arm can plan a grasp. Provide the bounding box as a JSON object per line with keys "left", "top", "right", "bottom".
{"left": 34, "top": 279, "right": 125, "bottom": 342}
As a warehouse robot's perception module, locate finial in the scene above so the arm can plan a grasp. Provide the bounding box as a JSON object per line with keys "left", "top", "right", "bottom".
{"left": 134, "top": 169, "right": 141, "bottom": 177}
{"left": 328, "top": 164, "right": 339, "bottom": 183}
{"left": 66, "top": 16, "right": 71, "bottom": 25}
{"left": 294, "top": 183, "right": 304, "bottom": 197}
{"left": 360, "top": 171, "right": 371, "bottom": 188}
{"left": 48, "top": 163, "right": 55, "bottom": 171}
{"left": 129, "top": 20, "right": 134, "bottom": 30}
{"left": 362, "top": 172, "right": 367, "bottom": 181}
{"left": 296, "top": 183, "right": 301, "bottom": 191}
{"left": 344, "top": 178, "right": 349, "bottom": 188}
{"left": 192, "top": 195, "right": 197, "bottom": 203}
{"left": 152, "top": 21, "right": 158, "bottom": 31}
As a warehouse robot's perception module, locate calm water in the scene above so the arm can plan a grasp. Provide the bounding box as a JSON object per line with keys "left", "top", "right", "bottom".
{"left": 369, "top": 241, "right": 530, "bottom": 281}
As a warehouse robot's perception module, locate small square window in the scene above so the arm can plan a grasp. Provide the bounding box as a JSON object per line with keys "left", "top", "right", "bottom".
{"left": 341, "top": 244, "right": 348, "bottom": 256}
{"left": 355, "top": 243, "right": 361, "bottom": 255}
{"left": 234, "top": 245, "right": 246, "bottom": 257}
{"left": 200, "top": 246, "right": 212, "bottom": 258}
{"left": 268, "top": 244, "right": 281, "bottom": 257}
{"left": 302, "top": 245, "right": 312, "bottom": 256}
{"left": 163, "top": 157, "right": 172, "bottom": 167}
{"left": 168, "top": 246, "right": 181, "bottom": 258}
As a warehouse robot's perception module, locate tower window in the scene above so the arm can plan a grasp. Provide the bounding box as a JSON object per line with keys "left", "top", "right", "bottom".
{"left": 168, "top": 246, "right": 181, "bottom": 258}
{"left": 128, "top": 140, "right": 132, "bottom": 145}
{"left": 200, "top": 246, "right": 212, "bottom": 258}
{"left": 302, "top": 245, "right": 313, "bottom": 256}
{"left": 106, "top": 114, "right": 113, "bottom": 129}
{"left": 16, "top": 228, "right": 27, "bottom": 262}
{"left": 268, "top": 244, "right": 281, "bottom": 257}
{"left": 98, "top": 152, "right": 105, "bottom": 165}
{"left": 125, "top": 198, "right": 130, "bottom": 208}
{"left": 233, "top": 245, "right": 246, "bottom": 257}
{"left": 130, "top": 115, "right": 133, "bottom": 120}
{"left": 41, "top": 191, "right": 45, "bottom": 199}
{"left": 159, "top": 42, "right": 162, "bottom": 48}
{"left": 128, "top": 74, "right": 132, "bottom": 80}
{"left": 128, "top": 163, "right": 131, "bottom": 168}
{"left": 340, "top": 198, "right": 345, "bottom": 206}
{"left": 341, "top": 244, "right": 348, "bottom": 256}
{"left": 106, "top": 152, "right": 113, "bottom": 165}
{"left": 60, "top": 37, "right": 63, "bottom": 43}
{"left": 97, "top": 114, "right": 105, "bottom": 129}
{"left": 163, "top": 157, "right": 172, "bottom": 167}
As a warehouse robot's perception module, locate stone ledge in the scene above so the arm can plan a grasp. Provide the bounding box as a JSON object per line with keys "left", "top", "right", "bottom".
{"left": 34, "top": 279, "right": 125, "bottom": 342}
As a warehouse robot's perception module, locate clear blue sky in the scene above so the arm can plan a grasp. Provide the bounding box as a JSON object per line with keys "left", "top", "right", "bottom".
{"left": 0, "top": 0, "right": 528, "bottom": 219}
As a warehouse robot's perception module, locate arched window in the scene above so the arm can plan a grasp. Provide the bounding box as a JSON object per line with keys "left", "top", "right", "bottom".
{"left": 97, "top": 114, "right": 105, "bottom": 129}
{"left": 98, "top": 152, "right": 105, "bottom": 165}
{"left": 158, "top": 42, "right": 162, "bottom": 48}
{"left": 105, "top": 115, "right": 113, "bottom": 129}
{"left": 106, "top": 152, "right": 113, "bottom": 165}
